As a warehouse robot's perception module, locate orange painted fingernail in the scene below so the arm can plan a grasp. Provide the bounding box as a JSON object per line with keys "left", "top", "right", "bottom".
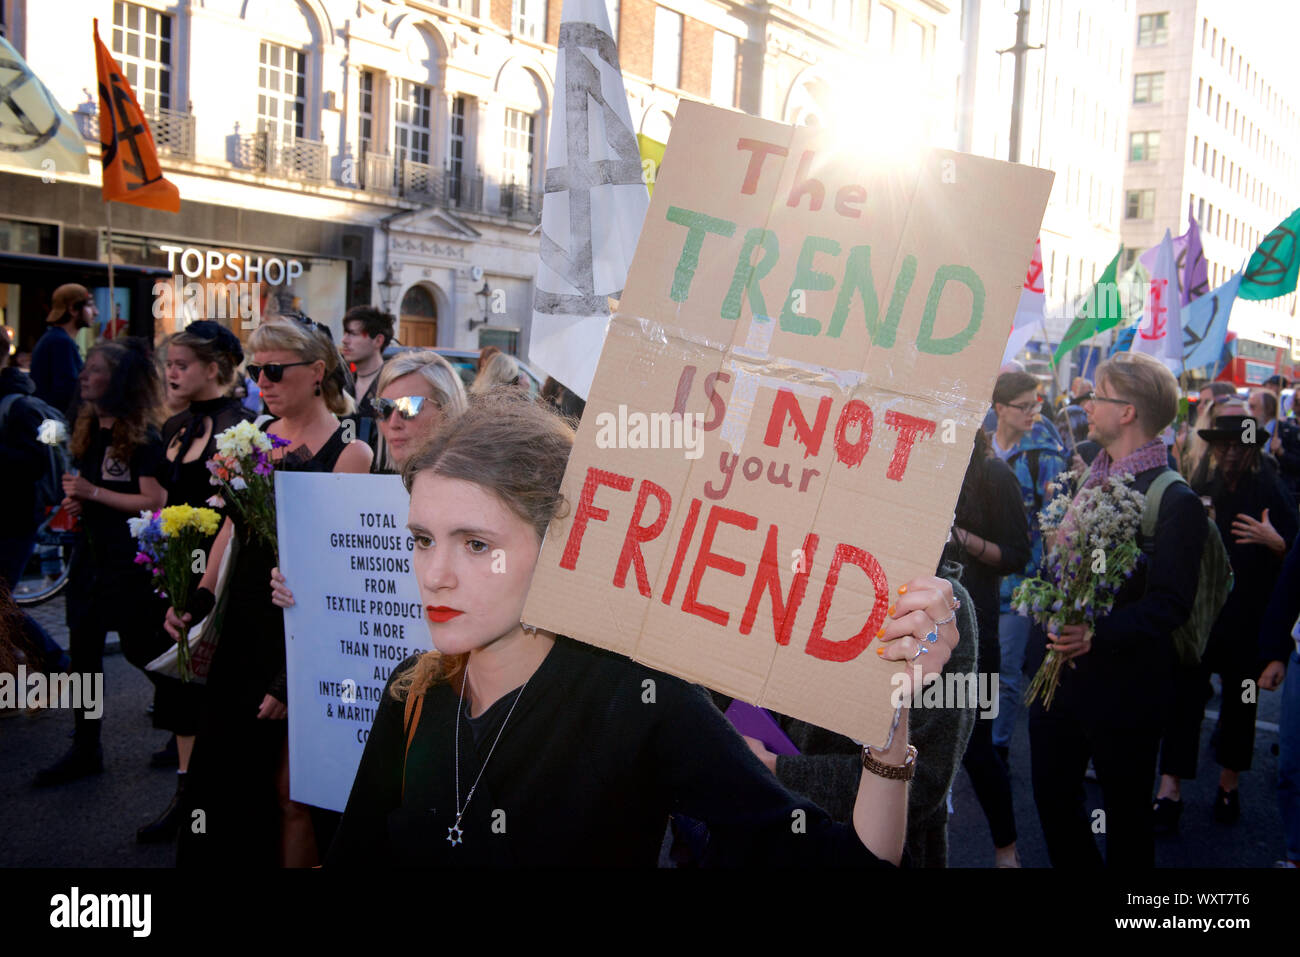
{"left": 876, "top": 627, "right": 885, "bottom": 638}
{"left": 888, "top": 604, "right": 896, "bottom": 616}
{"left": 876, "top": 646, "right": 885, "bottom": 656}
{"left": 898, "top": 584, "right": 908, "bottom": 595}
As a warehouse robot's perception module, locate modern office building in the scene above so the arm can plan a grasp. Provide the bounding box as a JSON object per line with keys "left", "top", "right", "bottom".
{"left": 1122, "top": 0, "right": 1300, "bottom": 377}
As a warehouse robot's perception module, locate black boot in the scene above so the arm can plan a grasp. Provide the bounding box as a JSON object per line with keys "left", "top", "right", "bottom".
{"left": 137, "top": 772, "right": 187, "bottom": 843}
{"left": 150, "top": 735, "right": 179, "bottom": 769}
{"left": 34, "top": 743, "right": 103, "bottom": 787}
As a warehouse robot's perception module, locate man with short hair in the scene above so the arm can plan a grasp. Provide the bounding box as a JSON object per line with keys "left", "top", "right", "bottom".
{"left": 1027, "top": 351, "right": 1207, "bottom": 868}
{"left": 1252, "top": 387, "right": 1300, "bottom": 501}
{"left": 1264, "top": 374, "right": 1288, "bottom": 400}
{"left": 340, "top": 305, "right": 395, "bottom": 454}
{"left": 30, "top": 283, "right": 95, "bottom": 417}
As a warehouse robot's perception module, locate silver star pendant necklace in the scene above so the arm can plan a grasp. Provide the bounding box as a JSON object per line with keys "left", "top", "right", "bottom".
{"left": 447, "top": 665, "right": 532, "bottom": 847}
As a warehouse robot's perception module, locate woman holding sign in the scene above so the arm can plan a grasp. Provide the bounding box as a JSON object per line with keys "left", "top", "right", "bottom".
{"left": 165, "top": 318, "right": 371, "bottom": 868}
{"left": 327, "top": 395, "right": 960, "bottom": 866}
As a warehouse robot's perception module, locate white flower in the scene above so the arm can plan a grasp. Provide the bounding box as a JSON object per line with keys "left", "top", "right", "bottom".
{"left": 206, "top": 494, "right": 226, "bottom": 508}
{"left": 215, "top": 421, "right": 272, "bottom": 459}
{"left": 229, "top": 476, "right": 248, "bottom": 491}
{"left": 37, "top": 418, "right": 68, "bottom": 445}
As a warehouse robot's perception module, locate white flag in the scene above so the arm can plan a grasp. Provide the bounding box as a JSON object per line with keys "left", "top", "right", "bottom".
{"left": 1001, "top": 237, "right": 1045, "bottom": 364}
{"left": 0, "top": 36, "right": 89, "bottom": 176}
{"left": 1130, "top": 229, "right": 1183, "bottom": 373}
{"left": 529, "top": 0, "right": 648, "bottom": 400}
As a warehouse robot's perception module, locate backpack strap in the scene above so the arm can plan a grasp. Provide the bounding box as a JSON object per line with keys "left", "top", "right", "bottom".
{"left": 1009, "top": 447, "right": 1046, "bottom": 517}
{"left": 1140, "top": 470, "right": 1187, "bottom": 547}
{"left": 400, "top": 688, "right": 426, "bottom": 803}
{"left": 0, "top": 392, "right": 23, "bottom": 432}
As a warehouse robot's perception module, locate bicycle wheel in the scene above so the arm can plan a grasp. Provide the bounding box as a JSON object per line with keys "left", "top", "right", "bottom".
{"left": 12, "top": 517, "right": 73, "bottom": 607}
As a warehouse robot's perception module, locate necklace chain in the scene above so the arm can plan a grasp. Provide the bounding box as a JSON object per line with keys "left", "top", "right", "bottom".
{"left": 449, "top": 665, "right": 531, "bottom": 846}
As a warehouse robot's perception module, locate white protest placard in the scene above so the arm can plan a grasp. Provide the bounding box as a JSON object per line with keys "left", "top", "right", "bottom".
{"left": 277, "top": 472, "right": 430, "bottom": 812}
{"left": 524, "top": 101, "right": 1053, "bottom": 746}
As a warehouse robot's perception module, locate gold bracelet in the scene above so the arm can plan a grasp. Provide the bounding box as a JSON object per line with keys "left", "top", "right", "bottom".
{"left": 860, "top": 744, "right": 918, "bottom": 781}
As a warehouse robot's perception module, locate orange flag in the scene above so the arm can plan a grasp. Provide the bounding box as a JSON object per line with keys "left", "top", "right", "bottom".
{"left": 93, "top": 19, "right": 179, "bottom": 212}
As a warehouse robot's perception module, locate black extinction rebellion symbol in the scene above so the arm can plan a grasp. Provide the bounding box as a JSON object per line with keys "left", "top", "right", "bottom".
{"left": 1245, "top": 227, "right": 1296, "bottom": 289}
{"left": 0, "top": 54, "right": 62, "bottom": 153}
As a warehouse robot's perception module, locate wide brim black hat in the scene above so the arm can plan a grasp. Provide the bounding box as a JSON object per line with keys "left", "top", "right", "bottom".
{"left": 1198, "top": 414, "right": 1261, "bottom": 444}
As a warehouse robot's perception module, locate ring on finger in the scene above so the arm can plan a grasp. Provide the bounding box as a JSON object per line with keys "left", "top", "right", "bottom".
{"left": 910, "top": 645, "right": 925, "bottom": 661}
{"left": 924, "top": 628, "right": 939, "bottom": 644}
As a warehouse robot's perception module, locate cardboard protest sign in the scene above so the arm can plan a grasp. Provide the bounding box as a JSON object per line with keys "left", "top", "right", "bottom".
{"left": 523, "top": 101, "right": 1052, "bottom": 745}
{"left": 277, "top": 473, "right": 430, "bottom": 811}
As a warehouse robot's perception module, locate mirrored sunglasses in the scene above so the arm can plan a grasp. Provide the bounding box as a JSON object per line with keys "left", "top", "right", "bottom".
{"left": 372, "top": 395, "right": 431, "bottom": 421}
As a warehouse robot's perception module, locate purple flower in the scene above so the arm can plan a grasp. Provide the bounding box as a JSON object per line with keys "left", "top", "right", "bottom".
{"left": 254, "top": 458, "right": 274, "bottom": 476}
{"left": 268, "top": 433, "right": 292, "bottom": 449}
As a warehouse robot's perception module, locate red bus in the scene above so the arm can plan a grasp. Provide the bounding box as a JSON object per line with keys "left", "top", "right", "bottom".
{"left": 1214, "top": 332, "right": 1300, "bottom": 387}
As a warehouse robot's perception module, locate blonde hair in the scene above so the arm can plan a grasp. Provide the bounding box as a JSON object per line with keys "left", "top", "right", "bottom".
{"left": 373, "top": 350, "right": 469, "bottom": 471}
{"left": 469, "top": 351, "right": 521, "bottom": 395}
{"left": 390, "top": 395, "right": 575, "bottom": 703}
{"left": 1095, "top": 352, "right": 1180, "bottom": 436}
{"left": 247, "top": 319, "right": 349, "bottom": 415}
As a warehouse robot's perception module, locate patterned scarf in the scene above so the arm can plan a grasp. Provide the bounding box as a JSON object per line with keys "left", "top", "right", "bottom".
{"left": 1082, "top": 437, "right": 1169, "bottom": 490}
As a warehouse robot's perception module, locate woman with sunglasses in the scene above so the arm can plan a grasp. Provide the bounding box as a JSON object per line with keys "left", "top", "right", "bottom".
{"left": 328, "top": 395, "right": 961, "bottom": 867}
{"left": 266, "top": 351, "right": 468, "bottom": 610}
{"left": 164, "top": 319, "right": 371, "bottom": 868}
{"left": 135, "top": 322, "right": 254, "bottom": 844}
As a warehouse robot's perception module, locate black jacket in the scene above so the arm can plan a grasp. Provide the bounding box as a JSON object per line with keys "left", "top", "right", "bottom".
{"left": 1026, "top": 466, "right": 1206, "bottom": 729}
{"left": 29, "top": 325, "right": 82, "bottom": 417}
{"left": 0, "top": 367, "right": 48, "bottom": 537}
{"left": 1260, "top": 535, "right": 1300, "bottom": 665}
{"left": 327, "top": 636, "right": 891, "bottom": 867}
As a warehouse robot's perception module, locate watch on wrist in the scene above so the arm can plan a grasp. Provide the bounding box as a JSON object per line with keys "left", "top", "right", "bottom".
{"left": 861, "top": 743, "right": 918, "bottom": 781}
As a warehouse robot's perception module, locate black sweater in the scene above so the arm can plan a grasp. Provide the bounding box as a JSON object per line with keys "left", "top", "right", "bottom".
{"left": 1026, "top": 465, "right": 1206, "bottom": 728}
{"left": 327, "top": 637, "right": 891, "bottom": 867}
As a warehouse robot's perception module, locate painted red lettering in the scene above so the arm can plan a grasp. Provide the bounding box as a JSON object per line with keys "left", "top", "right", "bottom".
{"left": 682, "top": 505, "right": 758, "bottom": 627}
{"left": 559, "top": 467, "right": 633, "bottom": 570}
{"left": 614, "top": 480, "right": 672, "bottom": 597}
{"left": 805, "top": 544, "right": 889, "bottom": 662}
{"left": 740, "top": 526, "right": 819, "bottom": 645}
{"left": 833, "top": 399, "right": 873, "bottom": 468}
{"left": 737, "top": 138, "right": 789, "bottom": 195}
{"left": 763, "top": 388, "right": 832, "bottom": 459}
{"left": 882, "top": 410, "right": 937, "bottom": 481}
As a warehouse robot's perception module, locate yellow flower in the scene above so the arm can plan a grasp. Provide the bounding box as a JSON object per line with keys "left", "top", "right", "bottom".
{"left": 194, "top": 507, "right": 221, "bottom": 536}
{"left": 159, "top": 504, "right": 195, "bottom": 537}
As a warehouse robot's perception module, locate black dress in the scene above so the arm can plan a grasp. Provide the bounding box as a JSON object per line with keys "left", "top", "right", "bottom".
{"left": 178, "top": 422, "right": 350, "bottom": 867}
{"left": 66, "top": 424, "right": 167, "bottom": 749}
{"left": 151, "top": 396, "right": 254, "bottom": 735}
{"left": 327, "top": 637, "right": 892, "bottom": 867}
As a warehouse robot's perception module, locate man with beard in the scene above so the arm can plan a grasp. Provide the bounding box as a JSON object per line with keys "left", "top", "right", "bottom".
{"left": 31, "top": 284, "right": 96, "bottom": 417}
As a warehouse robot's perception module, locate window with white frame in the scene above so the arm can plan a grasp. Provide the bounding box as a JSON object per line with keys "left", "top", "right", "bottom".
{"left": 711, "top": 32, "right": 737, "bottom": 107}
{"left": 438, "top": 0, "right": 481, "bottom": 15}
{"left": 258, "top": 41, "right": 306, "bottom": 142}
{"left": 111, "top": 1, "right": 172, "bottom": 113}
{"left": 502, "top": 108, "right": 535, "bottom": 192}
{"left": 449, "top": 95, "right": 468, "bottom": 200}
{"left": 1133, "top": 71, "right": 1164, "bottom": 104}
{"left": 395, "top": 80, "right": 432, "bottom": 167}
{"left": 359, "top": 70, "right": 376, "bottom": 155}
{"left": 653, "top": 8, "right": 683, "bottom": 88}
{"left": 513, "top": 0, "right": 545, "bottom": 40}
{"left": 1129, "top": 130, "right": 1160, "bottom": 161}
{"left": 1125, "top": 189, "right": 1155, "bottom": 219}
{"left": 1137, "top": 13, "right": 1168, "bottom": 46}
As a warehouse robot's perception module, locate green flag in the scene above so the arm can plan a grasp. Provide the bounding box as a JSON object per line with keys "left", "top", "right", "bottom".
{"left": 1052, "top": 247, "right": 1124, "bottom": 366}
{"left": 1240, "top": 207, "right": 1300, "bottom": 300}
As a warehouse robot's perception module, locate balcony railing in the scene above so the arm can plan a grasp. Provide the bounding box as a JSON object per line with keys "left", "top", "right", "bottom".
{"left": 77, "top": 106, "right": 196, "bottom": 160}
{"left": 235, "top": 131, "right": 328, "bottom": 184}
{"left": 361, "top": 151, "right": 395, "bottom": 194}
{"left": 499, "top": 181, "right": 543, "bottom": 225}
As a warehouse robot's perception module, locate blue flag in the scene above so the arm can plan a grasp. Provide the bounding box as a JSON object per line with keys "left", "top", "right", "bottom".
{"left": 1181, "top": 273, "right": 1241, "bottom": 372}
{"left": 1109, "top": 325, "right": 1136, "bottom": 356}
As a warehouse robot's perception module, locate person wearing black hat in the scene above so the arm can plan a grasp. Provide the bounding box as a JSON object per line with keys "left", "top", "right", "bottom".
{"left": 30, "top": 283, "right": 96, "bottom": 418}
{"left": 35, "top": 337, "right": 168, "bottom": 786}
{"left": 1154, "top": 411, "right": 1299, "bottom": 829}
{"left": 134, "top": 321, "right": 255, "bottom": 842}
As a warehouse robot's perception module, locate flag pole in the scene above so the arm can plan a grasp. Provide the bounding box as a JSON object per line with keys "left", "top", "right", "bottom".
{"left": 105, "top": 199, "right": 115, "bottom": 308}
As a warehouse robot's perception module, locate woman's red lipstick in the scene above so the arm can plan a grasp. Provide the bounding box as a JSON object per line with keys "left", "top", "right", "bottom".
{"left": 426, "top": 606, "right": 463, "bottom": 623}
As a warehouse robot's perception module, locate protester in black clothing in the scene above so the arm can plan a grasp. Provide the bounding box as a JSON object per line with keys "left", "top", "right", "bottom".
{"left": 1027, "top": 352, "right": 1206, "bottom": 868}
{"left": 540, "top": 376, "right": 586, "bottom": 421}
{"left": 135, "top": 322, "right": 254, "bottom": 843}
{"left": 34, "top": 338, "right": 167, "bottom": 786}
{"left": 165, "top": 319, "right": 371, "bottom": 867}
{"left": 1154, "top": 413, "right": 1298, "bottom": 828}
{"left": 30, "top": 283, "right": 96, "bottom": 418}
{"left": 327, "top": 396, "right": 962, "bottom": 867}
{"left": 944, "top": 427, "right": 1031, "bottom": 867}
{"left": 340, "top": 305, "right": 394, "bottom": 457}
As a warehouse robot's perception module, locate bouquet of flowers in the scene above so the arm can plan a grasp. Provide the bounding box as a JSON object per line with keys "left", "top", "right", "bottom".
{"left": 206, "top": 421, "right": 290, "bottom": 555}
{"left": 1012, "top": 470, "right": 1146, "bottom": 710}
{"left": 129, "top": 505, "right": 222, "bottom": 681}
